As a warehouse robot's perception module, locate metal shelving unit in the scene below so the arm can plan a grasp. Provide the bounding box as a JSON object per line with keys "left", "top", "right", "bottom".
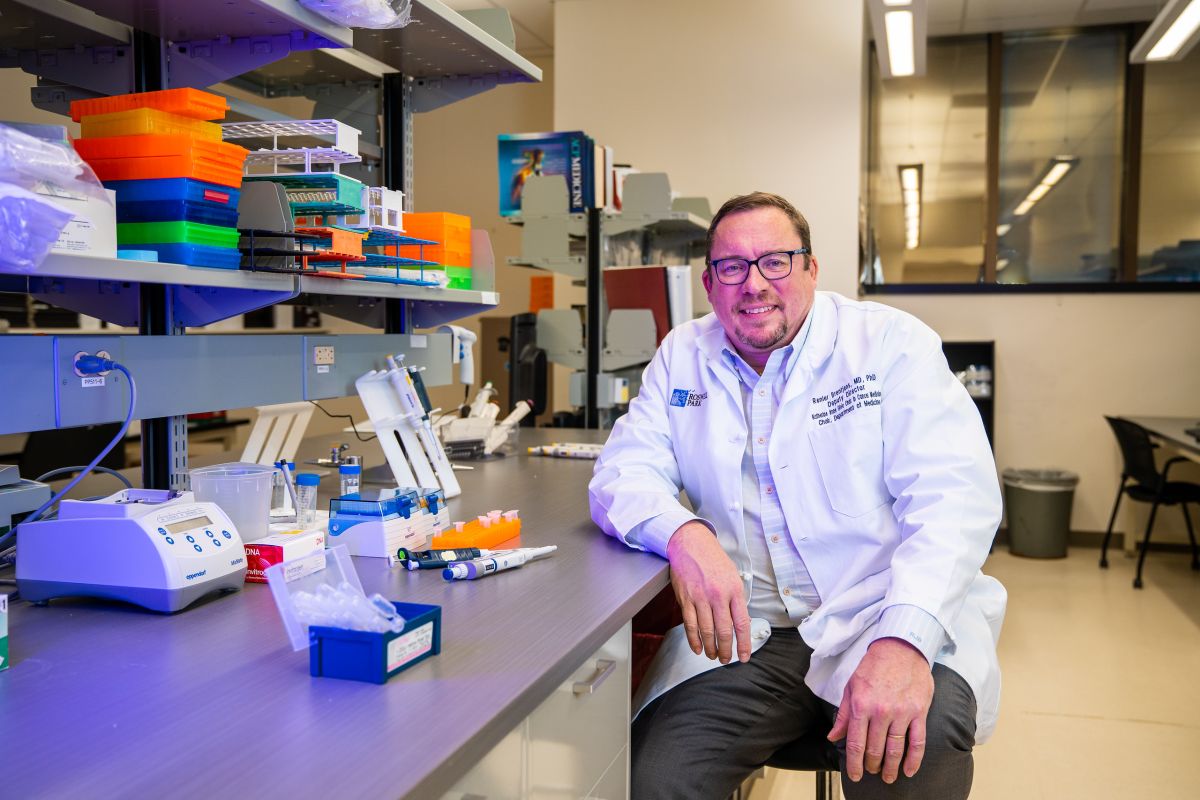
{"left": 507, "top": 173, "right": 710, "bottom": 428}
{"left": 0, "top": 0, "right": 535, "bottom": 486}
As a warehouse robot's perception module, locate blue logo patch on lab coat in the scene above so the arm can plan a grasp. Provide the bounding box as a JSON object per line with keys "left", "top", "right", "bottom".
{"left": 670, "top": 389, "right": 708, "bottom": 408}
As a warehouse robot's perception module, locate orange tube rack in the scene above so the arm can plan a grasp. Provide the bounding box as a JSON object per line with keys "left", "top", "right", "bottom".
{"left": 74, "top": 134, "right": 248, "bottom": 188}
{"left": 71, "top": 88, "right": 230, "bottom": 122}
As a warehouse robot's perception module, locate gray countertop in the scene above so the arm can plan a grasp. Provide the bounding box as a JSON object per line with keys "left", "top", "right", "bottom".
{"left": 0, "top": 429, "right": 669, "bottom": 799}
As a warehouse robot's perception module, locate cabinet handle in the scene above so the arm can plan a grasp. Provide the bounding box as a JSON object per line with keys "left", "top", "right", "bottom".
{"left": 573, "top": 659, "right": 617, "bottom": 696}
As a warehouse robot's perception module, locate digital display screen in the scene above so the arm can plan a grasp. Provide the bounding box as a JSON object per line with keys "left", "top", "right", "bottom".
{"left": 165, "top": 515, "right": 213, "bottom": 535}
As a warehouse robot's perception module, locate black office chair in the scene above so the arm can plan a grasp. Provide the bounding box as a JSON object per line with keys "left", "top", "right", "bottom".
{"left": 1100, "top": 416, "right": 1200, "bottom": 589}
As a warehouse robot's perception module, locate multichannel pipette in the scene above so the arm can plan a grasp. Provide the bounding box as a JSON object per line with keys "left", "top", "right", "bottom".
{"left": 442, "top": 545, "right": 558, "bottom": 581}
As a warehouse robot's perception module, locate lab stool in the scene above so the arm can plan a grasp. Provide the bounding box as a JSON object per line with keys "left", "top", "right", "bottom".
{"left": 733, "top": 732, "right": 841, "bottom": 799}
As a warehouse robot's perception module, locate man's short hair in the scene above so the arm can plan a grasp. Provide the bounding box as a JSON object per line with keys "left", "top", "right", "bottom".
{"left": 705, "top": 192, "right": 812, "bottom": 264}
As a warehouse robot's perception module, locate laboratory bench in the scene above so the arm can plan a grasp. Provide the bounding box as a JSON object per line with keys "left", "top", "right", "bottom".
{"left": 0, "top": 428, "right": 666, "bottom": 799}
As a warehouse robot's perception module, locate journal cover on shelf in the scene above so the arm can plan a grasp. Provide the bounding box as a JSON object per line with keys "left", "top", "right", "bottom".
{"left": 498, "top": 131, "right": 593, "bottom": 216}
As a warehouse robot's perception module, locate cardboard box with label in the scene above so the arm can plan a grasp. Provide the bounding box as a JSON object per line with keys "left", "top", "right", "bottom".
{"left": 37, "top": 184, "right": 118, "bottom": 258}
{"left": 244, "top": 527, "right": 325, "bottom": 583}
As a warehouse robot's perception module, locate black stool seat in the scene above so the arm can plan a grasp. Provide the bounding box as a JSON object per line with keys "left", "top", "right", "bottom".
{"left": 765, "top": 731, "right": 841, "bottom": 771}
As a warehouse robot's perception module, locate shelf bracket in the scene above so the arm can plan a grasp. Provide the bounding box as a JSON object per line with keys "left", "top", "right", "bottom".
{"left": 4, "top": 46, "right": 134, "bottom": 98}
{"left": 167, "top": 31, "right": 341, "bottom": 89}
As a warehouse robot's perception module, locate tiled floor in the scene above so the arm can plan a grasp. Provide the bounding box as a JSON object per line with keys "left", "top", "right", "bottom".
{"left": 753, "top": 548, "right": 1200, "bottom": 799}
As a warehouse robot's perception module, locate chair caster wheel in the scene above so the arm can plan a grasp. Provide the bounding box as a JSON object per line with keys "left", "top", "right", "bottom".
{"left": 1099, "top": 558, "right": 1108, "bottom": 569}
{"left": 1133, "top": 578, "right": 1143, "bottom": 589}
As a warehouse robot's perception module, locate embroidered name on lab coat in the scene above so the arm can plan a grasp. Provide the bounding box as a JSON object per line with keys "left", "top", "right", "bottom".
{"left": 670, "top": 389, "right": 708, "bottom": 408}
{"left": 810, "top": 374, "right": 880, "bottom": 426}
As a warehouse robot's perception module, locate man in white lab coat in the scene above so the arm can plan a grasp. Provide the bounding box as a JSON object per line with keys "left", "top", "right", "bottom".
{"left": 589, "top": 192, "right": 1005, "bottom": 799}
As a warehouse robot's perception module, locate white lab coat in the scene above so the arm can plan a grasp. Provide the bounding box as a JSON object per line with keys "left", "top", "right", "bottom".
{"left": 589, "top": 291, "right": 1006, "bottom": 742}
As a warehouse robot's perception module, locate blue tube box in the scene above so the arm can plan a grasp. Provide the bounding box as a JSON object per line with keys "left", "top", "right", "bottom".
{"left": 308, "top": 601, "right": 441, "bottom": 684}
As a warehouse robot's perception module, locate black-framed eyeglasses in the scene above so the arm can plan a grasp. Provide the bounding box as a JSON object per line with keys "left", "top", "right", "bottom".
{"left": 708, "top": 248, "right": 810, "bottom": 285}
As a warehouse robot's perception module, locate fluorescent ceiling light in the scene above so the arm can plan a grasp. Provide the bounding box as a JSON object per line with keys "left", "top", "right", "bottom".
{"left": 1008, "top": 156, "right": 1079, "bottom": 218}
{"left": 869, "top": 1, "right": 926, "bottom": 79}
{"left": 996, "top": 223, "right": 1012, "bottom": 237}
{"left": 885, "top": 12, "right": 915, "bottom": 76}
{"left": 1132, "top": 0, "right": 1200, "bottom": 62}
{"left": 899, "top": 164, "right": 921, "bottom": 250}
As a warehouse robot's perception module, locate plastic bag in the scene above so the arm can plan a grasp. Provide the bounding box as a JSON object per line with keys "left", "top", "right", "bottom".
{"left": 298, "top": 0, "right": 413, "bottom": 29}
{"left": 0, "top": 123, "right": 111, "bottom": 206}
{"left": 0, "top": 183, "right": 74, "bottom": 272}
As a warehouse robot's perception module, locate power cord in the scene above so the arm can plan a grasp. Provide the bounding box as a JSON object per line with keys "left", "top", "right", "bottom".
{"left": 0, "top": 355, "right": 137, "bottom": 550}
{"left": 308, "top": 400, "right": 376, "bottom": 442}
{"left": 35, "top": 465, "right": 133, "bottom": 489}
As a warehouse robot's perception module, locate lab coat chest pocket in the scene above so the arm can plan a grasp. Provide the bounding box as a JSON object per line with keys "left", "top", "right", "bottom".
{"left": 807, "top": 415, "right": 890, "bottom": 517}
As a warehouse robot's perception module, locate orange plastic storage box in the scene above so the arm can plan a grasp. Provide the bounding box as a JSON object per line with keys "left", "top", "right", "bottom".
{"left": 80, "top": 108, "right": 223, "bottom": 141}
{"left": 74, "top": 135, "right": 248, "bottom": 189}
{"left": 398, "top": 212, "right": 472, "bottom": 267}
{"left": 71, "top": 88, "right": 229, "bottom": 122}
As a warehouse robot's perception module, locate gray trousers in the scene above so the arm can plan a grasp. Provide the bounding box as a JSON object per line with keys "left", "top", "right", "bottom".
{"left": 631, "top": 629, "right": 977, "bottom": 800}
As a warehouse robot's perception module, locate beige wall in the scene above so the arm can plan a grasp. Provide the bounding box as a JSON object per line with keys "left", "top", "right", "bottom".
{"left": 552, "top": 1, "right": 1200, "bottom": 548}
{"left": 876, "top": 293, "right": 1200, "bottom": 543}
{"left": 553, "top": 0, "right": 865, "bottom": 298}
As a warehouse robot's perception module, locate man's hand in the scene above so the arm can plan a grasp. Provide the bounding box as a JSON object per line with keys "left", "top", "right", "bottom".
{"left": 666, "top": 521, "right": 752, "bottom": 665}
{"left": 828, "top": 638, "right": 934, "bottom": 784}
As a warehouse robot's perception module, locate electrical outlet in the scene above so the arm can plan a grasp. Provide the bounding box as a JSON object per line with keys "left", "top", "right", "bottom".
{"left": 313, "top": 346, "right": 335, "bottom": 366}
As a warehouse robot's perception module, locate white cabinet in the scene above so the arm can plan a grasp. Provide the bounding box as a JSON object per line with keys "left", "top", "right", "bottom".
{"left": 444, "top": 623, "right": 631, "bottom": 800}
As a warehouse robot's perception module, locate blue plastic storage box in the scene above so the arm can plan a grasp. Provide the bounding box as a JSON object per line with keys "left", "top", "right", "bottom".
{"left": 308, "top": 602, "right": 442, "bottom": 684}
{"left": 117, "top": 199, "right": 239, "bottom": 227}
{"left": 106, "top": 178, "right": 240, "bottom": 208}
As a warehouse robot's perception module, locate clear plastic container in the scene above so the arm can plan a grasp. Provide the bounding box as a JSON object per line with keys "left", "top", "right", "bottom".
{"left": 189, "top": 462, "right": 275, "bottom": 542}
{"left": 295, "top": 473, "right": 322, "bottom": 527}
{"left": 339, "top": 464, "right": 362, "bottom": 498}
{"left": 266, "top": 545, "right": 363, "bottom": 651}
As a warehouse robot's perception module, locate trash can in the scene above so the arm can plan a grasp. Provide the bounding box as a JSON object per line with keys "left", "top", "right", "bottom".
{"left": 1001, "top": 468, "right": 1079, "bottom": 558}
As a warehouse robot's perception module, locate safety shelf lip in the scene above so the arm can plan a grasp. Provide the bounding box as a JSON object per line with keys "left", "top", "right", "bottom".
{"left": 15, "top": 252, "right": 299, "bottom": 292}
{"left": 296, "top": 274, "right": 498, "bottom": 305}
{"left": 351, "top": 0, "right": 541, "bottom": 83}
{"left": 59, "top": 0, "right": 353, "bottom": 48}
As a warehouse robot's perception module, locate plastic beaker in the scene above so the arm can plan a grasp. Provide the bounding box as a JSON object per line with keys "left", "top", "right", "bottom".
{"left": 190, "top": 462, "right": 276, "bottom": 542}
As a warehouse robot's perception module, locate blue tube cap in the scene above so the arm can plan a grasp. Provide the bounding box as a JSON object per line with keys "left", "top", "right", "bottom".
{"left": 296, "top": 473, "right": 321, "bottom": 487}
{"left": 339, "top": 464, "right": 362, "bottom": 475}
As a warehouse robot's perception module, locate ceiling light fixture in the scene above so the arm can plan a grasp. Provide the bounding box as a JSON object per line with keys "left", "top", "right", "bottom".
{"left": 1132, "top": 0, "right": 1200, "bottom": 62}
{"left": 899, "top": 164, "right": 922, "bottom": 250}
{"left": 868, "top": 0, "right": 927, "bottom": 79}
{"left": 1000, "top": 156, "right": 1079, "bottom": 234}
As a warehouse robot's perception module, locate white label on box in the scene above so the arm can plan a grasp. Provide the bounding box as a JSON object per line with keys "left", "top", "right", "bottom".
{"left": 387, "top": 621, "right": 434, "bottom": 672}
{"left": 81, "top": 376, "right": 105, "bottom": 388}
{"left": 316, "top": 365, "right": 330, "bottom": 374}
{"left": 409, "top": 335, "right": 427, "bottom": 349}
{"left": 283, "top": 550, "right": 327, "bottom": 583}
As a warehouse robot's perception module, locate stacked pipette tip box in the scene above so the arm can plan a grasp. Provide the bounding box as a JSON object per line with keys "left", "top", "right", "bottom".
{"left": 70, "top": 88, "right": 248, "bottom": 269}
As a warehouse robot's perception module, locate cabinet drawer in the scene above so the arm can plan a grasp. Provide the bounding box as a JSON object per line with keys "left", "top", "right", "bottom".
{"left": 528, "top": 623, "right": 631, "bottom": 799}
